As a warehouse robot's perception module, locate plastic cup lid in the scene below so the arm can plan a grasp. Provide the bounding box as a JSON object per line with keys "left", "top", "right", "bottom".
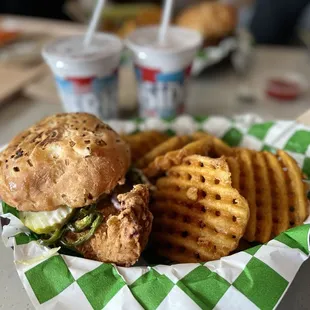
{"left": 125, "top": 26, "right": 203, "bottom": 55}
{"left": 42, "top": 33, "right": 123, "bottom": 63}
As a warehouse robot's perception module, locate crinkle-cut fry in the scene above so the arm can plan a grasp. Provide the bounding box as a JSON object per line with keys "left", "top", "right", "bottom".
{"left": 211, "top": 137, "right": 234, "bottom": 157}
{"left": 152, "top": 194, "right": 247, "bottom": 236}
{"left": 150, "top": 155, "right": 249, "bottom": 263}
{"left": 277, "top": 150, "right": 309, "bottom": 226}
{"left": 136, "top": 135, "right": 192, "bottom": 169}
{"left": 153, "top": 216, "right": 238, "bottom": 250}
{"left": 235, "top": 149, "right": 257, "bottom": 242}
{"left": 121, "top": 131, "right": 168, "bottom": 162}
{"left": 226, "top": 157, "right": 240, "bottom": 191}
{"left": 143, "top": 134, "right": 233, "bottom": 178}
{"left": 143, "top": 137, "right": 213, "bottom": 178}
{"left": 256, "top": 151, "right": 291, "bottom": 238}
{"left": 263, "top": 151, "right": 289, "bottom": 236}
{"left": 192, "top": 132, "right": 233, "bottom": 157}
{"left": 252, "top": 151, "right": 272, "bottom": 243}
{"left": 228, "top": 148, "right": 307, "bottom": 242}
{"left": 151, "top": 231, "right": 228, "bottom": 262}
{"left": 191, "top": 131, "right": 210, "bottom": 140}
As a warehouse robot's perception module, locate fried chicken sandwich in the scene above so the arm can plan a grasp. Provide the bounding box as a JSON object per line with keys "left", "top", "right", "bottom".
{"left": 0, "top": 113, "right": 153, "bottom": 266}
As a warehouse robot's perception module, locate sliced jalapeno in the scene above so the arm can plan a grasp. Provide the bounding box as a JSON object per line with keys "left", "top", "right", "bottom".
{"left": 77, "top": 204, "right": 96, "bottom": 219}
{"left": 40, "top": 226, "right": 67, "bottom": 245}
{"left": 61, "top": 214, "right": 103, "bottom": 247}
{"left": 73, "top": 213, "right": 95, "bottom": 232}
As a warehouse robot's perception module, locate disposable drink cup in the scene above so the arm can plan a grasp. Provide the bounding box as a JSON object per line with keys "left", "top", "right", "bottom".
{"left": 42, "top": 34, "right": 123, "bottom": 119}
{"left": 125, "top": 26, "right": 202, "bottom": 118}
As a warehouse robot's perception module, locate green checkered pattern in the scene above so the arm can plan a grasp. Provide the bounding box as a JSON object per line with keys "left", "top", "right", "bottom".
{"left": 14, "top": 224, "right": 310, "bottom": 310}
{"left": 2, "top": 115, "right": 310, "bottom": 310}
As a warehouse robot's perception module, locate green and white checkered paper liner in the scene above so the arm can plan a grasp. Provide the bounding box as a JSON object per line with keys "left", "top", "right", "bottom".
{"left": 1, "top": 114, "right": 310, "bottom": 310}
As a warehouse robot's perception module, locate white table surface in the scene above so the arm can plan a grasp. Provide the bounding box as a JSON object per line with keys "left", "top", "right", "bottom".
{"left": 0, "top": 45, "right": 310, "bottom": 310}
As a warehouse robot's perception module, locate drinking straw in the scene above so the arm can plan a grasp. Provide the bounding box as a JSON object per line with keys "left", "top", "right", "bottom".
{"left": 84, "top": 0, "right": 106, "bottom": 46}
{"left": 158, "top": 0, "right": 174, "bottom": 45}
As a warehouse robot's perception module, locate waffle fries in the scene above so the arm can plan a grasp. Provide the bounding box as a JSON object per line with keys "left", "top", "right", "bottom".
{"left": 122, "top": 129, "right": 308, "bottom": 263}
{"left": 136, "top": 135, "right": 192, "bottom": 169}
{"left": 143, "top": 137, "right": 212, "bottom": 177}
{"left": 143, "top": 133, "right": 233, "bottom": 177}
{"left": 151, "top": 155, "right": 250, "bottom": 263}
{"left": 276, "top": 150, "right": 308, "bottom": 227}
{"left": 226, "top": 157, "right": 240, "bottom": 191}
{"left": 263, "top": 151, "right": 289, "bottom": 236}
{"left": 121, "top": 131, "right": 168, "bottom": 162}
{"left": 231, "top": 149, "right": 309, "bottom": 243}
{"left": 235, "top": 149, "right": 257, "bottom": 242}
{"left": 252, "top": 151, "right": 272, "bottom": 243}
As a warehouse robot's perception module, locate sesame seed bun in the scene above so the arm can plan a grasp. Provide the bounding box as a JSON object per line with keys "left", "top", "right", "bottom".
{"left": 0, "top": 113, "right": 131, "bottom": 211}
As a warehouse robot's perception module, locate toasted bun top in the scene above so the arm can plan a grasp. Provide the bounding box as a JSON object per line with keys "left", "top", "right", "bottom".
{"left": 176, "top": 2, "right": 237, "bottom": 40}
{"left": 0, "top": 113, "right": 131, "bottom": 211}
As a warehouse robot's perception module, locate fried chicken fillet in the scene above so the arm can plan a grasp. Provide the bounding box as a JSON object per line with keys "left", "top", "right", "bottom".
{"left": 69, "top": 185, "right": 153, "bottom": 266}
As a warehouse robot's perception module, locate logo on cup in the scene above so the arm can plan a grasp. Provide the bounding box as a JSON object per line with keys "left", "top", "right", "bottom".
{"left": 55, "top": 72, "right": 118, "bottom": 119}
{"left": 67, "top": 77, "right": 94, "bottom": 94}
{"left": 135, "top": 65, "right": 191, "bottom": 118}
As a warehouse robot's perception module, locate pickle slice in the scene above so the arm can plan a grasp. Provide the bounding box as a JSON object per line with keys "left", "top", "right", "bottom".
{"left": 20, "top": 206, "right": 75, "bottom": 234}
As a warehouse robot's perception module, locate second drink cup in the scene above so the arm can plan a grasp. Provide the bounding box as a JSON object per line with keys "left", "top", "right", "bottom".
{"left": 126, "top": 26, "right": 202, "bottom": 118}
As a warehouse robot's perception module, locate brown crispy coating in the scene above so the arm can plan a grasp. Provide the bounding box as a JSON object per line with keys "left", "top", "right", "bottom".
{"left": 150, "top": 155, "right": 249, "bottom": 263}
{"left": 72, "top": 185, "right": 153, "bottom": 266}
{"left": 0, "top": 113, "right": 131, "bottom": 211}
